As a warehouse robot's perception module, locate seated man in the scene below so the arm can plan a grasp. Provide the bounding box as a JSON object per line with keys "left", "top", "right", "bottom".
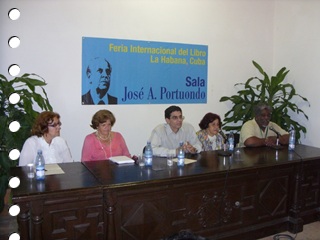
{"left": 239, "top": 102, "right": 289, "bottom": 147}
{"left": 149, "top": 105, "right": 202, "bottom": 156}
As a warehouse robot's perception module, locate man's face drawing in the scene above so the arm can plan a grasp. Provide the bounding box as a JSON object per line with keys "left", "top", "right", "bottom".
{"left": 87, "top": 58, "right": 112, "bottom": 93}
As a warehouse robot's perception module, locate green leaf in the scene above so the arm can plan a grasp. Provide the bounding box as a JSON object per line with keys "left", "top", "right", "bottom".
{"left": 219, "top": 61, "right": 310, "bottom": 138}
{"left": 252, "top": 61, "right": 264, "bottom": 75}
{"left": 0, "top": 73, "right": 53, "bottom": 168}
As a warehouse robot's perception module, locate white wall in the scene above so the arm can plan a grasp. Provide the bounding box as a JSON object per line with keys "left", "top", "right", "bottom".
{"left": 3, "top": 0, "right": 317, "bottom": 162}
{"left": 273, "top": 0, "right": 320, "bottom": 147}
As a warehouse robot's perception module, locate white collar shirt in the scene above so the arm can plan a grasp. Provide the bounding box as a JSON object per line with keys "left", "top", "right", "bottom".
{"left": 149, "top": 122, "right": 202, "bottom": 156}
{"left": 19, "top": 136, "right": 73, "bottom": 166}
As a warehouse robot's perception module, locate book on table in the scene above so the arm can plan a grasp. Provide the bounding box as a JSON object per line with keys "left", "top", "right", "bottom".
{"left": 109, "top": 156, "right": 135, "bottom": 164}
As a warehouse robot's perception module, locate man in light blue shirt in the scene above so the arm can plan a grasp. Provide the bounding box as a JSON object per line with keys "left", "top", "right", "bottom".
{"left": 149, "top": 105, "right": 202, "bottom": 156}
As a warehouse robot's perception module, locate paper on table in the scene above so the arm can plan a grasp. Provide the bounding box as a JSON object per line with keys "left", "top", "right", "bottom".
{"left": 45, "top": 164, "right": 65, "bottom": 175}
{"left": 109, "top": 156, "right": 135, "bottom": 164}
{"left": 172, "top": 158, "right": 197, "bottom": 165}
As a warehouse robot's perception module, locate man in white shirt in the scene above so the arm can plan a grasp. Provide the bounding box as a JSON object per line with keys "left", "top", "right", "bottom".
{"left": 149, "top": 105, "right": 202, "bottom": 156}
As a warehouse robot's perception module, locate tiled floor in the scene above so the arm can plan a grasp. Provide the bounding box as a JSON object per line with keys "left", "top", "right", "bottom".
{"left": 258, "top": 221, "right": 320, "bottom": 240}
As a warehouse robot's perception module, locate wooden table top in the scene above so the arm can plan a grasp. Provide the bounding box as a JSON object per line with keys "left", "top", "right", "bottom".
{"left": 82, "top": 144, "right": 320, "bottom": 187}
{"left": 11, "top": 145, "right": 320, "bottom": 197}
{"left": 11, "top": 162, "right": 101, "bottom": 199}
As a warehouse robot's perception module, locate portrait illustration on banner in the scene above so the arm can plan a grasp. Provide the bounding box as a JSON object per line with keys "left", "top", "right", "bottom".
{"left": 82, "top": 37, "right": 208, "bottom": 105}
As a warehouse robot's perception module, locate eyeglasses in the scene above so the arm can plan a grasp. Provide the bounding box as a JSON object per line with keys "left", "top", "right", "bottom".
{"left": 170, "top": 116, "right": 185, "bottom": 120}
{"left": 48, "top": 122, "right": 62, "bottom": 128}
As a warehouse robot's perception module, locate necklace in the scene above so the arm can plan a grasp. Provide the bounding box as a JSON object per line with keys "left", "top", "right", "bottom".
{"left": 97, "top": 135, "right": 112, "bottom": 159}
{"left": 96, "top": 131, "right": 111, "bottom": 141}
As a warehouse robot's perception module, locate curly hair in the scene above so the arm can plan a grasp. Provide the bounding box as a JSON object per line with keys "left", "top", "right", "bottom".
{"left": 31, "top": 111, "right": 60, "bottom": 137}
{"left": 90, "top": 109, "right": 116, "bottom": 129}
{"left": 198, "top": 112, "right": 221, "bottom": 130}
{"left": 254, "top": 102, "right": 273, "bottom": 116}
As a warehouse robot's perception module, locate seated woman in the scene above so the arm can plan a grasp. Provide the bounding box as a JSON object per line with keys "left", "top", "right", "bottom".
{"left": 81, "top": 109, "right": 131, "bottom": 161}
{"left": 19, "top": 111, "right": 73, "bottom": 166}
{"left": 197, "top": 112, "right": 224, "bottom": 151}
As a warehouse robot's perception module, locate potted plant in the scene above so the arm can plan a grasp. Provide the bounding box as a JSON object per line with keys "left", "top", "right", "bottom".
{"left": 219, "top": 60, "right": 310, "bottom": 142}
{"left": 0, "top": 73, "right": 52, "bottom": 212}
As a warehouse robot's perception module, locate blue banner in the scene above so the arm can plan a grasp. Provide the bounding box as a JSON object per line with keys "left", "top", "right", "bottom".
{"left": 82, "top": 37, "right": 208, "bottom": 105}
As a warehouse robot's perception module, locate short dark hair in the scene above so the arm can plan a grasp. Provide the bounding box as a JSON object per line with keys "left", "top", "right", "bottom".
{"left": 90, "top": 109, "right": 116, "bottom": 129}
{"left": 165, "top": 105, "right": 182, "bottom": 119}
{"left": 198, "top": 112, "right": 221, "bottom": 130}
{"left": 254, "top": 102, "right": 272, "bottom": 116}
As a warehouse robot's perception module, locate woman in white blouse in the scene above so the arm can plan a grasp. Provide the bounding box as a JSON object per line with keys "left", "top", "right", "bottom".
{"left": 19, "top": 111, "right": 73, "bottom": 166}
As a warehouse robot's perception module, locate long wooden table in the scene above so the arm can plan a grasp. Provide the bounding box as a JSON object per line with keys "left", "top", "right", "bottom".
{"left": 11, "top": 162, "right": 103, "bottom": 240}
{"left": 11, "top": 145, "right": 320, "bottom": 239}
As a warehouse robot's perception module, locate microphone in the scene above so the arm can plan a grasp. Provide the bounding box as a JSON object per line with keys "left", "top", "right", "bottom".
{"left": 269, "top": 126, "right": 281, "bottom": 137}
{"left": 217, "top": 129, "right": 233, "bottom": 156}
{"left": 219, "top": 129, "right": 228, "bottom": 143}
{"left": 269, "top": 126, "right": 281, "bottom": 146}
